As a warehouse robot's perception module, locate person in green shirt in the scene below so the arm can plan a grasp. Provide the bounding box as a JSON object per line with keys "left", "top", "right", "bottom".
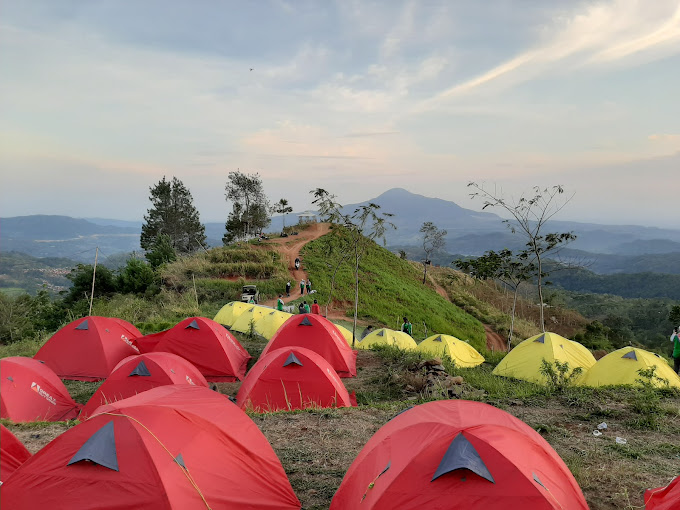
{"left": 671, "top": 327, "right": 680, "bottom": 374}
{"left": 303, "top": 301, "right": 311, "bottom": 314}
{"left": 277, "top": 295, "right": 284, "bottom": 311}
{"left": 401, "top": 317, "right": 412, "bottom": 336}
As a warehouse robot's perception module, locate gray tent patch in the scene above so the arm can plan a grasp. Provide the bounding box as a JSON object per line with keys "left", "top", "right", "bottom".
{"left": 533, "top": 334, "right": 545, "bottom": 344}
{"left": 68, "top": 421, "right": 119, "bottom": 471}
{"left": 533, "top": 472, "right": 547, "bottom": 489}
{"left": 622, "top": 351, "right": 638, "bottom": 361}
{"left": 75, "top": 320, "right": 89, "bottom": 331}
{"left": 175, "top": 453, "right": 186, "bottom": 469}
{"left": 7, "top": 376, "right": 13, "bottom": 382}
{"left": 378, "top": 461, "right": 391, "bottom": 477}
{"left": 433, "top": 336, "right": 442, "bottom": 343}
{"left": 300, "top": 316, "right": 313, "bottom": 326}
{"left": 128, "top": 360, "right": 151, "bottom": 377}
{"left": 283, "top": 352, "right": 303, "bottom": 367}
{"left": 377, "top": 330, "right": 384, "bottom": 337}
{"left": 185, "top": 319, "right": 200, "bottom": 330}
{"left": 431, "top": 433, "right": 494, "bottom": 484}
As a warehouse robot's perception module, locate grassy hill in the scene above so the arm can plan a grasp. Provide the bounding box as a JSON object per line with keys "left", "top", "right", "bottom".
{"left": 0, "top": 251, "right": 75, "bottom": 295}
{"left": 301, "top": 229, "right": 486, "bottom": 351}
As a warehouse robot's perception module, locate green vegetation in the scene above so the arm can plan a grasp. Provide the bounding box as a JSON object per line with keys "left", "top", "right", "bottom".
{"left": 301, "top": 229, "right": 486, "bottom": 350}
{"left": 0, "top": 251, "right": 73, "bottom": 295}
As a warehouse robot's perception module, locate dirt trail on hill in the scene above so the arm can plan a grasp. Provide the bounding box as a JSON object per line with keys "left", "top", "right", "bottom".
{"left": 428, "top": 273, "right": 507, "bottom": 351}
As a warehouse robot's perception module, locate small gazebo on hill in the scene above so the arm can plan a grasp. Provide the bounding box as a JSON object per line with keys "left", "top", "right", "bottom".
{"left": 297, "top": 211, "right": 318, "bottom": 223}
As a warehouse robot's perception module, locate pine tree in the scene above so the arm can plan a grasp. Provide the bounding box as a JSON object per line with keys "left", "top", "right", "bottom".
{"left": 141, "top": 177, "right": 206, "bottom": 254}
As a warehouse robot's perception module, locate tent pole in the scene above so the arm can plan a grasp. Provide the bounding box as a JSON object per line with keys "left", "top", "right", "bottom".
{"left": 89, "top": 247, "right": 99, "bottom": 316}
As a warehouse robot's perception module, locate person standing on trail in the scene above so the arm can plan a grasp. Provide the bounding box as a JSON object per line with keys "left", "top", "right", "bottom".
{"left": 300, "top": 279, "right": 305, "bottom": 295}
{"left": 277, "top": 295, "right": 284, "bottom": 311}
{"left": 285, "top": 281, "right": 291, "bottom": 297}
{"left": 306, "top": 279, "right": 312, "bottom": 294}
{"left": 311, "top": 299, "right": 320, "bottom": 315}
{"left": 671, "top": 327, "right": 680, "bottom": 374}
{"left": 303, "top": 301, "right": 311, "bottom": 314}
{"left": 401, "top": 317, "right": 412, "bottom": 336}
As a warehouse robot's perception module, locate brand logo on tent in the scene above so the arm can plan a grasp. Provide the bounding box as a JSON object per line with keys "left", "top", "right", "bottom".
{"left": 31, "top": 382, "right": 57, "bottom": 406}
{"left": 185, "top": 375, "right": 195, "bottom": 385}
{"left": 121, "top": 334, "right": 140, "bottom": 353}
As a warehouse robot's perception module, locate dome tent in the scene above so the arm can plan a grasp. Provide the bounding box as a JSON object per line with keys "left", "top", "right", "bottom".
{"left": 417, "top": 334, "right": 485, "bottom": 368}
{"left": 237, "top": 347, "right": 356, "bottom": 412}
{"left": 1, "top": 356, "right": 81, "bottom": 422}
{"left": 261, "top": 314, "right": 357, "bottom": 377}
{"left": 645, "top": 476, "right": 680, "bottom": 510}
{"left": 79, "top": 352, "right": 209, "bottom": 419}
{"left": 1, "top": 424, "right": 31, "bottom": 482}
{"left": 213, "top": 300, "right": 251, "bottom": 328}
{"left": 492, "top": 332, "right": 595, "bottom": 385}
{"left": 358, "top": 328, "right": 418, "bottom": 351}
{"left": 254, "top": 309, "right": 293, "bottom": 339}
{"left": 331, "top": 400, "right": 587, "bottom": 510}
{"left": 34, "top": 316, "right": 140, "bottom": 381}
{"left": 136, "top": 317, "right": 251, "bottom": 381}
{"left": 577, "top": 347, "right": 680, "bottom": 388}
{"left": 230, "top": 305, "right": 270, "bottom": 334}
{"left": 2, "top": 386, "right": 301, "bottom": 510}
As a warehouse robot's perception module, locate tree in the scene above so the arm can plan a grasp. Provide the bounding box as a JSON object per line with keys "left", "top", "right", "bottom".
{"left": 420, "top": 222, "right": 447, "bottom": 284}
{"left": 224, "top": 171, "right": 270, "bottom": 241}
{"left": 311, "top": 188, "right": 395, "bottom": 345}
{"left": 455, "top": 249, "right": 534, "bottom": 349}
{"left": 118, "top": 258, "right": 157, "bottom": 295}
{"left": 63, "top": 264, "right": 118, "bottom": 304}
{"left": 275, "top": 198, "right": 294, "bottom": 231}
{"left": 140, "top": 177, "right": 206, "bottom": 254}
{"left": 670, "top": 305, "right": 680, "bottom": 326}
{"left": 468, "top": 182, "right": 576, "bottom": 331}
{"left": 145, "top": 233, "right": 177, "bottom": 269}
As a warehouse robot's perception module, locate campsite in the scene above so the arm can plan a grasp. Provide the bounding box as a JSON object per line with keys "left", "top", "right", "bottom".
{"left": 1, "top": 221, "right": 679, "bottom": 510}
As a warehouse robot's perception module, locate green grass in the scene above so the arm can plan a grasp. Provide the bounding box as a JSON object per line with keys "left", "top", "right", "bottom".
{"left": 301, "top": 230, "right": 486, "bottom": 351}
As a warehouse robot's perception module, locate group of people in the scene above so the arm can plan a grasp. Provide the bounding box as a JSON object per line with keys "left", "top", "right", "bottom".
{"left": 284, "top": 278, "right": 313, "bottom": 297}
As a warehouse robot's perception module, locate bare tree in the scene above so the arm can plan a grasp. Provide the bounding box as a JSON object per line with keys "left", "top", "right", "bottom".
{"left": 420, "top": 222, "right": 447, "bottom": 284}
{"left": 311, "top": 188, "right": 395, "bottom": 346}
{"left": 468, "top": 183, "right": 576, "bottom": 331}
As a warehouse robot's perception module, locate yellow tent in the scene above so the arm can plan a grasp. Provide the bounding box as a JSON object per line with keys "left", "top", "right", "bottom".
{"left": 417, "top": 334, "right": 485, "bottom": 368}
{"left": 335, "top": 325, "right": 356, "bottom": 346}
{"left": 577, "top": 347, "right": 680, "bottom": 388}
{"left": 255, "top": 310, "right": 293, "bottom": 339}
{"left": 230, "top": 305, "right": 270, "bottom": 334}
{"left": 359, "top": 328, "right": 417, "bottom": 351}
{"left": 213, "top": 301, "right": 250, "bottom": 328}
{"left": 492, "top": 332, "right": 596, "bottom": 385}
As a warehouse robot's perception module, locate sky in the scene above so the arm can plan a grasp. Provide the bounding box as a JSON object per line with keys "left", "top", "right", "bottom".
{"left": 1, "top": 0, "right": 679, "bottom": 228}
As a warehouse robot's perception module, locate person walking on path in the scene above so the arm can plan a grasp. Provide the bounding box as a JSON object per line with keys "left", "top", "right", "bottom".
{"left": 277, "top": 295, "right": 284, "bottom": 311}
{"left": 285, "top": 281, "right": 291, "bottom": 297}
{"left": 306, "top": 279, "right": 312, "bottom": 294}
{"left": 300, "top": 279, "right": 305, "bottom": 295}
{"left": 671, "top": 327, "right": 680, "bottom": 374}
{"left": 401, "top": 317, "right": 413, "bottom": 336}
{"left": 303, "top": 301, "right": 311, "bottom": 314}
{"left": 311, "top": 299, "right": 320, "bottom": 315}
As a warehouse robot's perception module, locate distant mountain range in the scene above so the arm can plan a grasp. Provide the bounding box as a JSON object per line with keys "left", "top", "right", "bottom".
{"left": 2, "top": 189, "right": 680, "bottom": 271}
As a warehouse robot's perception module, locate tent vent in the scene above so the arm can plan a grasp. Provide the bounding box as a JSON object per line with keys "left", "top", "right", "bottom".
{"left": 431, "top": 433, "right": 494, "bottom": 484}
{"left": 75, "top": 320, "right": 89, "bottom": 331}
{"left": 170, "top": 369, "right": 176, "bottom": 374}
{"left": 533, "top": 334, "right": 545, "bottom": 344}
{"left": 622, "top": 351, "right": 638, "bottom": 361}
{"left": 533, "top": 472, "right": 547, "bottom": 490}
{"left": 389, "top": 406, "right": 414, "bottom": 422}
{"left": 433, "top": 336, "right": 442, "bottom": 343}
{"left": 377, "top": 330, "right": 384, "bottom": 337}
{"left": 7, "top": 376, "right": 13, "bottom": 382}
{"left": 67, "top": 421, "right": 119, "bottom": 471}
{"left": 185, "top": 319, "right": 200, "bottom": 330}
{"left": 300, "top": 317, "right": 313, "bottom": 326}
{"left": 283, "top": 353, "right": 303, "bottom": 367}
{"left": 37, "top": 360, "right": 45, "bottom": 364}
{"left": 128, "top": 360, "right": 151, "bottom": 377}
{"left": 378, "top": 461, "right": 391, "bottom": 477}
{"left": 175, "top": 453, "right": 186, "bottom": 469}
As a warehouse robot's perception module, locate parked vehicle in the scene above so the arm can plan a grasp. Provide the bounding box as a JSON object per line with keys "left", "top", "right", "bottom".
{"left": 241, "top": 285, "right": 259, "bottom": 304}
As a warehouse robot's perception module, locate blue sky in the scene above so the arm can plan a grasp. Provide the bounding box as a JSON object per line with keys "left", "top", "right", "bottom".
{"left": 1, "top": 1, "right": 678, "bottom": 227}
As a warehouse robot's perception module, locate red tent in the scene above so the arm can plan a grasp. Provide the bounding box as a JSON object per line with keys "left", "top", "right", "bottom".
{"left": 136, "top": 317, "right": 251, "bottom": 381}
{"left": 2, "top": 386, "right": 300, "bottom": 509}
{"left": 79, "top": 352, "right": 209, "bottom": 419}
{"left": 331, "top": 400, "right": 588, "bottom": 510}
{"left": 1, "top": 356, "right": 81, "bottom": 422}
{"left": 1, "top": 424, "right": 31, "bottom": 482}
{"left": 34, "top": 316, "right": 140, "bottom": 381}
{"left": 261, "top": 314, "right": 357, "bottom": 377}
{"left": 237, "top": 347, "right": 356, "bottom": 412}
{"left": 645, "top": 477, "right": 680, "bottom": 510}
